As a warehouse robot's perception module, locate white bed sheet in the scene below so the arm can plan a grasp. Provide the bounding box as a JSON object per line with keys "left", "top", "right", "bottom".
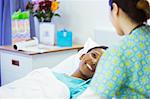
{"left": 0, "top": 68, "right": 70, "bottom": 99}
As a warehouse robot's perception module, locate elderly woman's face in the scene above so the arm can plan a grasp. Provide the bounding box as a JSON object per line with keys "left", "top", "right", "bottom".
{"left": 79, "top": 48, "right": 104, "bottom": 79}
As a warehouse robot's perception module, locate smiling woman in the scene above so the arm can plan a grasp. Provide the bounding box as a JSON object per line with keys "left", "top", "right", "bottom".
{"left": 73, "top": 46, "right": 108, "bottom": 80}
{"left": 53, "top": 46, "right": 108, "bottom": 99}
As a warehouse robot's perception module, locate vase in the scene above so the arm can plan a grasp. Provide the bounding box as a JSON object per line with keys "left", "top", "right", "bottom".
{"left": 39, "top": 22, "right": 55, "bottom": 45}
{"left": 34, "top": 17, "right": 40, "bottom": 41}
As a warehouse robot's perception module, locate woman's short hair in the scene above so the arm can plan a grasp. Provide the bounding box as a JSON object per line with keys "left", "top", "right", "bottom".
{"left": 87, "top": 46, "right": 108, "bottom": 53}
{"left": 109, "top": 0, "right": 150, "bottom": 23}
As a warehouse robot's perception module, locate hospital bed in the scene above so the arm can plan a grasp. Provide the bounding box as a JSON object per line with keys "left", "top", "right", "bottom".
{"left": 0, "top": 28, "right": 121, "bottom": 99}
{"left": 0, "top": 38, "right": 102, "bottom": 99}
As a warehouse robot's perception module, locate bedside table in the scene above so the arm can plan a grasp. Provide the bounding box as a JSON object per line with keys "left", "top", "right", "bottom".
{"left": 0, "top": 45, "right": 83, "bottom": 85}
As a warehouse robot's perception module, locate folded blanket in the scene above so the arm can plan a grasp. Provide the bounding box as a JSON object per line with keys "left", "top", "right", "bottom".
{"left": 0, "top": 68, "right": 70, "bottom": 99}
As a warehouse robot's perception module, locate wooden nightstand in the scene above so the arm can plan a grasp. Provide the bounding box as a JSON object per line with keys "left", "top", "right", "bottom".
{"left": 0, "top": 45, "right": 83, "bottom": 85}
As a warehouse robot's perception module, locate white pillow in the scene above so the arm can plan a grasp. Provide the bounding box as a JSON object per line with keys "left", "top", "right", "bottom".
{"left": 51, "top": 38, "right": 100, "bottom": 75}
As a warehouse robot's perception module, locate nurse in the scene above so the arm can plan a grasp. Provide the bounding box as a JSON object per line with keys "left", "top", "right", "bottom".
{"left": 89, "top": 0, "right": 150, "bottom": 98}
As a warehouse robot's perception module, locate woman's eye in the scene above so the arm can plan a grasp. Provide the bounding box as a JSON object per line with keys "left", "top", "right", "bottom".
{"left": 91, "top": 53, "right": 97, "bottom": 59}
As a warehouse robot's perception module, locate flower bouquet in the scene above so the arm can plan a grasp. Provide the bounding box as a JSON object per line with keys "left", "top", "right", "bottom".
{"left": 26, "top": 0, "right": 60, "bottom": 45}
{"left": 26, "top": 0, "right": 60, "bottom": 22}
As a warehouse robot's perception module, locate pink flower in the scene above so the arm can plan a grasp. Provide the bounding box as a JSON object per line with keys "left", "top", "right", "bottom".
{"left": 33, "top": 4, "right": 39, "bottom": 12}
{"left": 32, "top": 0, "right": 44, "bottom": 2}
{"left": 38, "top": 0, "right": 45, "bottom": 2}
{"left": 32, "top": 0, "right": 44, "bottom": 4}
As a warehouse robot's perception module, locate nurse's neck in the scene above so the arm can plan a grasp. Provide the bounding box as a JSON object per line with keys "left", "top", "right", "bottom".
{"left": 121, "top": 17, "right": 141, "bottom": 35}
{"left": 71, "top": 69, "right": 89, "bottom": 81}
{"left": 123, "top": 23, "right": 140, "bottom": 35}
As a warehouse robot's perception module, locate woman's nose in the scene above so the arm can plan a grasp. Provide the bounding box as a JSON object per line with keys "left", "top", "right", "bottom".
{"left": 92, "top": 58, "right": 97, "bottom": 63}
{"left": 86, "top": 58, "right": 96, "bottom": 65}
{"left": 83, "top": 54, "right": 97, "bottom": 64}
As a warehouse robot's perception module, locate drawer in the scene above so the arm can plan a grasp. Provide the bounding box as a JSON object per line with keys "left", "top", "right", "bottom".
{"left": 1, "top": 52, "right": 32, "bottom": 85}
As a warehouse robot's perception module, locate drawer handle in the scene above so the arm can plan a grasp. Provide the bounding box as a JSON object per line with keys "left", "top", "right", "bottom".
{"left": 12, "top": 60, "right": 20, "bottom": 66}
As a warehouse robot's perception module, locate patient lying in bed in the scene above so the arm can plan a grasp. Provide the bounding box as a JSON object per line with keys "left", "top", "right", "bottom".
{"left": 0, "top": 45, "right": 108, "bottom": 99}
{"left": 53, "top": 46, "right": 108, "bottom": 99}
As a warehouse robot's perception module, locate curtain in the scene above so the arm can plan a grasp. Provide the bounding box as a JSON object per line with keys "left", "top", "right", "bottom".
{"left": 11, "top": 0, "right": 30, "bottom": 12}
{"left": 0, "top": 0, "right": 12, "bottom": 45}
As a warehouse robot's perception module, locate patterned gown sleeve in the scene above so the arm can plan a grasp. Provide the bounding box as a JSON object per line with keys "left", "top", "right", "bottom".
{"left": 90, "top": 46, "right": 127, "bottom": 98}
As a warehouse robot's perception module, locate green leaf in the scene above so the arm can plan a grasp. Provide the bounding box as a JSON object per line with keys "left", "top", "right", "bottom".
{"left": 54, "top": 13, "right": 61, "bottom": 17}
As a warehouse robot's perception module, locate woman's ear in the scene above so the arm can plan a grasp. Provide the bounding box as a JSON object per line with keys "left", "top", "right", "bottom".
{"left": 80, "top": 54, "right": 85, "bottom": 60}
{"left": 112, "top": 3, "right": 119, "bottom": 17}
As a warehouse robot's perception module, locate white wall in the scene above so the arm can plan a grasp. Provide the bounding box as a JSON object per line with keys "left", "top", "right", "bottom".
{"left": 54, "top": 0, "right": 117, "bottom": 44}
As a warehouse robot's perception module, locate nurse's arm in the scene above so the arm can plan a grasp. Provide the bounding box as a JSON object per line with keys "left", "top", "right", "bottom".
{"left": 89, "top": 47, "right": 126, "bottom": 98}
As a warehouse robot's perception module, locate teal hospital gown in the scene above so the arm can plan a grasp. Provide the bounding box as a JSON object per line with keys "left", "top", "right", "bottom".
{"left": 53, "top": 72, "right": 90, "bottom": 99}
{"left": 90, "top": 25, "right": 150, "bottom": 98}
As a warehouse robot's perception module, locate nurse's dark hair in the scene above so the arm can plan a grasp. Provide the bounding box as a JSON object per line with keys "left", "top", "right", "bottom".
{"left": 87, "top": 46, "right": 108, "bottom": 53}
{"left": 109, "top": 0, "right": 150, "bottom": 23}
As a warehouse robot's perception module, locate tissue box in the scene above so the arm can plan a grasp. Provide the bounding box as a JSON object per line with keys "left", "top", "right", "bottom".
{"left": 57, "top": 29, "right": 72, "bottom": 47}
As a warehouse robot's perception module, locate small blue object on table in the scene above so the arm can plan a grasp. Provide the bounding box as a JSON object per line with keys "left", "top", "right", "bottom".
{"left": 57, "top": 29, "right": 72, "bottom": 47}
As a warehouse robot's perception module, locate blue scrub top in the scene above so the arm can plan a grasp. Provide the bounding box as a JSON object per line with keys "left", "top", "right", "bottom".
{"left": 53, "top": 72, "right": 91, "bottom": 99}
